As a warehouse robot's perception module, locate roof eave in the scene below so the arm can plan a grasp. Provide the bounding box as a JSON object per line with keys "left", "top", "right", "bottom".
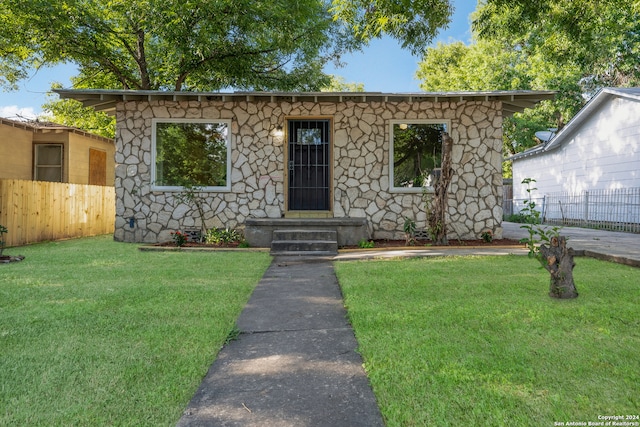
{"left": 53, "top": 89, "right": 556, "bottom": 117}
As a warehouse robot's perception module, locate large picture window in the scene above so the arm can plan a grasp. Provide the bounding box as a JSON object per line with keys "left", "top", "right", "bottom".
{"left": 390, "top": 120, "right": 449, "bottom": 192}
{"left": 152, "top": 119, "right": 231, "bottom": 191}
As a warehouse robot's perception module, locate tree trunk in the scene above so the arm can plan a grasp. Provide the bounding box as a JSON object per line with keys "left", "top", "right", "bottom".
{"left": 428, "top": 132, "right": 454, "bottom": 245}
{"left": 539, "top": 236, "right": 579, "bottom": 299}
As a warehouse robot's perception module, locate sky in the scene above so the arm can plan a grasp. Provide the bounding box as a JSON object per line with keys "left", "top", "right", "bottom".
{"left": 0, "top": 1, "right": 476, "bottom": 120}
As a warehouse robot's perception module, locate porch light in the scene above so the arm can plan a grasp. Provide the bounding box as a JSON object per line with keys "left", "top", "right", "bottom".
{"left": 274, "top": 125, "right": 284, "bottom": 138}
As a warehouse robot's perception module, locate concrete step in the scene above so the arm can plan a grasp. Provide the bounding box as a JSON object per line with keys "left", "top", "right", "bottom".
{"left": 270, "top": 239, "right": 338, "bottom": 255}
{"left": 270, "top": 229, "right": 338, "bottom": 255}
{"left": 272, "top": 229, "right": 337, "bottom": 242}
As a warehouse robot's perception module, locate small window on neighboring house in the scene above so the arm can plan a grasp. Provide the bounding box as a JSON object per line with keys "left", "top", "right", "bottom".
{"left": 390, "top": 120, "right": 449, "bottom": 192}
{"left": 152, "top": 119, "right": 231, "bottom": 191}
{"left": 34, "top": 144, "right": 63, "bottom": 182}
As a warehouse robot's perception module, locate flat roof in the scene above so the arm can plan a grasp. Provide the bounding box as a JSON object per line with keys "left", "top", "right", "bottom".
{"left": 54, "top": 89, "right": 556, "bottom": 117}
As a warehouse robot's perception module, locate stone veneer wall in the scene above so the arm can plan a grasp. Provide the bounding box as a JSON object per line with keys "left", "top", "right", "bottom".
{"left": 114, "top": 99, "right": 503, "bottom": 243}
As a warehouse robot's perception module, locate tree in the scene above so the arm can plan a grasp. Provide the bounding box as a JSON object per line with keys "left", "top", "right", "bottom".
{"left": 426, "top": 132, "right": 454, "bottom": 245}
{"left": 417, "top": 1, "right": 640, "bottom": 176}
{"left": 330, "top": 0, "right": 453, "bottom": 55}
{"left": 473, "top": 0, "right": 640, "bottom": 93}
{"left": 0, "top": 0, "right": 349, "bottom": 92}
{"left": 2, "top": 0, "right": 456, "bottom": 135}
{"left": 1, "top": 0, "right": 456, "bottom": 93}
{"left": 417, "top": 38, "right": 583, "bottom": 176}
{"left": 321, "top": 75, "right": 365, "bottom": 92}
{"left": 41, "top": 95, "right": 115, "bottom": 139}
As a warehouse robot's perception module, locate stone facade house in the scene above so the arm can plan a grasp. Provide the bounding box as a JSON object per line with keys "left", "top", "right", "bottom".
{"left": 56, "top": 90, "right": 553, "bottom": 246}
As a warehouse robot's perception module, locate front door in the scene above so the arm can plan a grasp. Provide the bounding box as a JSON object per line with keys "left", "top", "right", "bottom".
{"left": 287, "top": 119, "right": 331, "bottom": 212}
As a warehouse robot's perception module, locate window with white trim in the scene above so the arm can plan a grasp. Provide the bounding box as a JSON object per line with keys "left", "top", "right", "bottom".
{"left": 390, "top": 120, "right": 449, "bottom": 192}
{"left": 152, "top": 119, "right": 231, "bottom": 191}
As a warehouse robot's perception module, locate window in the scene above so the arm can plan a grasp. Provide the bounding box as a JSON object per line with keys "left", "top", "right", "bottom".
{"left": 152, "top": 119, "right": 231, "bottom": 191}
{"left": 389, "top": 120, "right": 449, "bottom": 192}
{"left": 34, "top": 144, "right": 63, "bottom": 182}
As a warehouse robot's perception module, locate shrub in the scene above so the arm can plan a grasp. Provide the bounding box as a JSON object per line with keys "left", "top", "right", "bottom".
{"left": 205, "top": 228, "right": 244, "bottom": 245}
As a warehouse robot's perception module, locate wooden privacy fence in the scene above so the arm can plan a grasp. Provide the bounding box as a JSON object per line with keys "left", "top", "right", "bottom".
{"left": 0, "top": 179, "right": 115, "bottom": 247}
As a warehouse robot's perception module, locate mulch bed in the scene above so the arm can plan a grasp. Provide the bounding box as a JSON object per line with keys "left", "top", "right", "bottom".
{"left": 0, "top": 254, "right": 26, "bottom": 263}
{"left": 153, "top": 238, "right": 523, "bottom": 249}
{"left": 154, "top": 241, "right": 244, "bottom": 248}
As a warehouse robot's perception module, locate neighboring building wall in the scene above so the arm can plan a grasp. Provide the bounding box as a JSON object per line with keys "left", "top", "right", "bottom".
{"left": 1, "top": 119, "right": 115, "bottom": 185}
{"left": 115, "top": 99, "right": 504, "bottom": 243}
{"left": 66, "top": 133, "right": 116, "bottom": 186}
{"left": 0, "top": 121, "right": 34, "bottom": 180}
{"left": 513, "top": 96, "right": 640, "bottom": 200}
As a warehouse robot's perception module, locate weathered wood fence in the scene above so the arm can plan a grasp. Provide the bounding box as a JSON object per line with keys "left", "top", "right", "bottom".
{"left": 0, "top": 179, "right": 115, "bottom": 247}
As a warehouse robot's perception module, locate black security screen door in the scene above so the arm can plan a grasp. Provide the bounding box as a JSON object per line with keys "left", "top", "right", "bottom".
{"left": 288, "top": 119, "right": 330, "bottom": 211}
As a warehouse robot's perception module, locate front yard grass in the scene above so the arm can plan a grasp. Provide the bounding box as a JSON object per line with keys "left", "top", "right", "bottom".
{"left": 0, "top": 235, "right": 271, "bottom": 426}
{"left": 335, "top": 255, "right": 640, "bottom": 426}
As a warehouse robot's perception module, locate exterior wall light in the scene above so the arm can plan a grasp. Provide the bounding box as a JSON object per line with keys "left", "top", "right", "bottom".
{"left": 274, "top": 125, "right": 284, "bottom": 138}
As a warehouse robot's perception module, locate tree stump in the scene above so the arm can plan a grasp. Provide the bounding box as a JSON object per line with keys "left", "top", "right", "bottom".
{"left": 539, "top": 236, "right": 578, "bottom": 299}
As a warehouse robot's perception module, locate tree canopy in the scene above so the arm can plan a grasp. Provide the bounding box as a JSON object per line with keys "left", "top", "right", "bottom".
{"left": 1, "top": 0, "right": 454, "bottom": 93}
{"left": 330, "top": 0, "right": 453, "bottom": 56}
{"left": 1, "top": 0, "right": 348, "bottom": 92}
{"left": 473, "top": 0, "right": 640, "bottom": 92}
{"left": 416, "top": 0, "right": 640, "bottom": 175}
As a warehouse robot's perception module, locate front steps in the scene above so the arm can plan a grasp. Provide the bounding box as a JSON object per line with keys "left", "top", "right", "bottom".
{"left": 270, "top": 229, "right": 338, "bottom": 256}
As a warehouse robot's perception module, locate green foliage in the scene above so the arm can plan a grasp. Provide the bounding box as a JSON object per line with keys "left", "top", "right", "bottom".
{"left": 473, "top": 0, "right": 640, "bottom": 91}
{"left": 224, "top": 324, "right": 241, "bottom": 344}
{"left": 321, "top": 75, "right": 365, "bottom": 92}
{"left": 205, "top": 228, "right": 244, "bottom": 245}
{"left": 172, "top": 184, "right": 208, "bottom": 241}
{"left": 417, "top": 1, "right": 640, "bottom": 164}
{"left": 41, "top": 97, "right": 115, "bottom": 139}
{"left": 357, "top": 239, "right": 375, "bottom": 249}
{"left": 170, "top": 231, "right": 188, "bottom": 247}
{"left": 1, "top": 0, "right": 457, "bottom": 95}
{"left": 417, "top": 38, "right": 584, "bottom": 159}
{"left": 480, "top": 230, "right": 493, "bottom": 243}
{"left": 330, "top": 0, "right": 453, "bottom": 55}
{"left": 417, "top": 40, "right": 530, "bottom": 91}
{"left": 0, "top": 0, "right": 345, "bottom": 92}
{"left": 518, "top": 178, "right": 562, "bottom": 260}
{"left": 504, "top": 212, "right": 529, "bottom": 223}
{"left": 403, "top": 216, "right": 417, "bottom": 246}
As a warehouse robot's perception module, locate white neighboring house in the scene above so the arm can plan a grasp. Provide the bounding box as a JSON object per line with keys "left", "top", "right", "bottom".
{"left": 509, "top": 87, "right": 640, "bottom": 228}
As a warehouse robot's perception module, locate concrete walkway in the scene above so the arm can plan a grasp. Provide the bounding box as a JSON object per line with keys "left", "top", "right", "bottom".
{"left": 176, "top": 256, "right": 385, "bottom": 427}
{"left": 176, "top": 223, "right": 638, "bottom": 426}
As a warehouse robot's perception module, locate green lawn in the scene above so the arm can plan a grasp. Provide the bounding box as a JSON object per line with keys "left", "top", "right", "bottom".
{"left": 0, "top": 236, "right": 272, "bottom": 426}
{"left": 335, "top": 255, "right": 640, "bottom": 426}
